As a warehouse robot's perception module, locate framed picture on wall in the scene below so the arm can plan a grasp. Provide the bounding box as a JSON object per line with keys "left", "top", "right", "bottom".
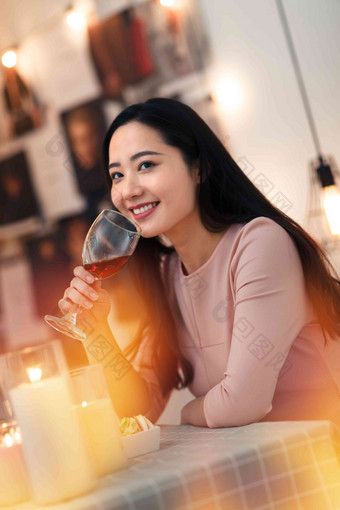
{"left": 25, "top": 222, "right": 90, "bottom": 368}
{"left": 87, "top": 0, "right": 209, "bottom": 101}
{"left": 26, "top": 212, "right": 92, "bottom": 316}
{"left": 61, "top": 98, "right": 110, "bottom": 222}
{"left": 0, "top": 150, "right": 41, "bottom": 240}
{"left": 1, "top": 67, "right": 44, "bottom": 140}
{"left": 25, "top": 231, "right": 71, "bottom": 317}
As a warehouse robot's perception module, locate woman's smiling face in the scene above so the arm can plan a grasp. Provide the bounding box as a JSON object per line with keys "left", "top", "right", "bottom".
{"left": 108, "top": 121, "right": 200, "bottom": 239}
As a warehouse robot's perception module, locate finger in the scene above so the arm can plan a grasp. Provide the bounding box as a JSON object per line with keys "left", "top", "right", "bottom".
{"left": 64, "top": 287, "right": 94, "bottom": 310}
{"left": 73, "top": 265, "right": 95, "bottom": 284}
{"left": 58, "top": 298, "right": 72, "bottom": 314}
{"left": 70, "top": 277, "right": 99, "bottom": 302}
{"left": 91, "top": 279, "right": 102, "bottom": 292}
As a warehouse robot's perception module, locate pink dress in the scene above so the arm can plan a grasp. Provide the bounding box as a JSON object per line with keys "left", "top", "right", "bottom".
{"left": 136, "top": 217, "right": 340, "bottom": 427}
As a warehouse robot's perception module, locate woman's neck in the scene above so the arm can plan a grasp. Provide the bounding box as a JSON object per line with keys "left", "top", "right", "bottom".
{"left": 166, "top": 219, "right": 227, "bottom": 275}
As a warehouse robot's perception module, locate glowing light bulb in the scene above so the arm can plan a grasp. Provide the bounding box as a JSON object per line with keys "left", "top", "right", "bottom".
{"left": 27, "top": 367, "right": 42, "bottom": 383}
{"left": 322, "top": 185, "right": 340, "bottom": 236}
{"left": 81, "top": 401, "right": 88, "bottom": 407}
{"left": 160, "top": 0, "right": 176, "bottom": 6}
{"left": 4, "top": 433, "right": 13, "bottom": 447}
{"left": 214, "top": 75, "right": 243, "bottom": 113}
{"left": 1, "top": 50, "right": 17, "bottom": 68}
{"left": 66, "top": 9, "right": 87, "bottom": 30}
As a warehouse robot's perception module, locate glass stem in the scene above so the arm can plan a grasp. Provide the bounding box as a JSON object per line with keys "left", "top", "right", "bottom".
{"left": 65, "top": 305, "right": 81, "bottom": 325}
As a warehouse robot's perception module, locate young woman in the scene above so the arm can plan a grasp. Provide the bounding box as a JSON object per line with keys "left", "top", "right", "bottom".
{"left": 59, "top": 98, "right": 340, "bottom": 428}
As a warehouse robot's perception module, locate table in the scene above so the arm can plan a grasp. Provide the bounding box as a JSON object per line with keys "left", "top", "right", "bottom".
{"left": 12, "top": 421, "right": 340, "bottom": 510}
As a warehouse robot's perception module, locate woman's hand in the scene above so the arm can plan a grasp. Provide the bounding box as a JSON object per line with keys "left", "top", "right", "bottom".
{"left": 58, "top": 266, "right": 111, "bottom": 322}
{"left": 180, "top": 396, "right": 208, "bottom": 427}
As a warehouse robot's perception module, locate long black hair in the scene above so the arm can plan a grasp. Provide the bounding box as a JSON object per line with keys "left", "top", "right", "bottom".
{"left": 103, "top": 97, "right": 340, "bottom": 396}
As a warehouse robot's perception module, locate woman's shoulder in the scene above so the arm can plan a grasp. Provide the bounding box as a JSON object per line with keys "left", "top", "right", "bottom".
{"left": 228, "top": 217, "right": 301, "bottom": 273}
{"left": 243, "top": 216, "right": 287, "bottom": 233}
{"left": 236, "top": 216, "right": 294, "bottom": 248}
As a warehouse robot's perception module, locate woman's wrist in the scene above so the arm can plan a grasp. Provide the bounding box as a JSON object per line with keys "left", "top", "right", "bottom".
{"left": 181, "top": 396, "right": 208, "bottom": 427}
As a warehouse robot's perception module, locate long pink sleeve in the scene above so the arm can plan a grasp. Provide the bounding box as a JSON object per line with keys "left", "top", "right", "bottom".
{"left": 203, "top": 219, "right": 310, "bottom": 427}
{"left": 133, "top": 217, "right": 340, "bottom": 427}
{"left": 166, "top": 217, "right": 340, "bottom": 428}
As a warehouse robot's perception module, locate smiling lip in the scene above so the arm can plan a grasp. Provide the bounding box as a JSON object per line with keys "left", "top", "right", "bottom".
{"left": 128, "top": 201, "right": 157, "bottom": 210}
{"left": 130, "top": 202, "right": 159, "bottom": 220}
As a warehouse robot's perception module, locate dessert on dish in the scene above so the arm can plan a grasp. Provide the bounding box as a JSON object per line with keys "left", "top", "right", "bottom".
{"left": 120, "top": 415, "right": 155, "bottom": 437}
{"left": 119, "top": 415, "right": 160, "bottom": 458}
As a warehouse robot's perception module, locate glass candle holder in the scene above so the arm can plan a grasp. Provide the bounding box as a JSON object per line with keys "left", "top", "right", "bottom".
{"left": 0, "top": 419, "right": 31, "bottom": 506}
{"left": 69, "top": 364, "right": 128, "bottom": 477}
{"left": 0, "top": 340, "right": 96, "bottom": 505}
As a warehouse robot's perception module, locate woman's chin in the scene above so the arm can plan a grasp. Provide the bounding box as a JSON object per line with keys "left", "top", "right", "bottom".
{"left": 141, "top": 231, "right": 161, "bottom": 239}
{"left": 139, "top": 226, "right": 165, "bottom": 239}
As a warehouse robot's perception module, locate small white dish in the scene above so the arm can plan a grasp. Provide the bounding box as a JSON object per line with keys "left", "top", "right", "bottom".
{"left": 121, "top": 426, "right": 160, "bottom": 458}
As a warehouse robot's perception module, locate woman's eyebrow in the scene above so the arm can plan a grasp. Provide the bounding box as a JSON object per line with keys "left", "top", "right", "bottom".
{"left": 109, "top": 151, "right": 164, "bottom": 169}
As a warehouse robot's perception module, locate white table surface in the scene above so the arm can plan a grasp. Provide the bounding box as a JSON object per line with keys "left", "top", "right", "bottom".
{"left": 12, "top": 420, "right": 340, "bottom": 510}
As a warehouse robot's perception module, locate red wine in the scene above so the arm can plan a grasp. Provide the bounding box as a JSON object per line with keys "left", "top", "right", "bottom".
{"left": 84, "top": 255, "right": 129, "bottom": 279}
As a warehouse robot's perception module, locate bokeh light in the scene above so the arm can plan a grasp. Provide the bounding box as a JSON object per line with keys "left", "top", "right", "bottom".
{"left": 213, "top": 75, "right": 243, "bottom": 113}
{"left": 1, "top": 50, "right": 17, "bottom": 68}
{"left": 66, "top": 9, "right": 87, "bottom": 30}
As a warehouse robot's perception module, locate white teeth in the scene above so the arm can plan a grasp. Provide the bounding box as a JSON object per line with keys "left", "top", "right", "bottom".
{"left": 133, "top": 202, "right": 158, "bottom": 215}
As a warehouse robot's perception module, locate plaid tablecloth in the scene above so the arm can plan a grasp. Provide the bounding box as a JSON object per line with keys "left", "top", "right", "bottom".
{"left": 13, "top": 421, "right": 340, "bottom": 510}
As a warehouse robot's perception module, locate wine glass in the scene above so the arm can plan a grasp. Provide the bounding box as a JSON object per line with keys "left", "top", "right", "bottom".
{"left": 44, "top": 210, "right": 141, "bottom": 341}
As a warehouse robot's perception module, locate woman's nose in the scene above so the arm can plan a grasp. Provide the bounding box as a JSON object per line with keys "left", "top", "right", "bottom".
{"left": 121, "top": 173, "right": 143, "bottom": 201}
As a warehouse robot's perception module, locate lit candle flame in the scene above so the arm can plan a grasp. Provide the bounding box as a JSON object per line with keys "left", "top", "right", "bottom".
{"left": 27, "top": 367, "right": 42, "bottom": 383}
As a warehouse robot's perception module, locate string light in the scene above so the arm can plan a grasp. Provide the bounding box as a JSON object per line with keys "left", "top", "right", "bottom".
{"left": 160, "top": 0, "right": 176, "bottom": 7}
{"left": 1, "top": 6, "right": 89, "bottom": 68}
{"left": 1, "top": 50, "right": 17, "bottom": 68}
{"left": 66, "top": 8, "right": 87, "bottom": 30}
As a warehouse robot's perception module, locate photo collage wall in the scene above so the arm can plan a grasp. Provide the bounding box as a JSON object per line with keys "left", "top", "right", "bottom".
{"left": 0, "top": 0, "right": 224, "bottom": 344}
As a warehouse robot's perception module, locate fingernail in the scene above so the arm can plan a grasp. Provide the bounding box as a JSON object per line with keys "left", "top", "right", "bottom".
{"left": 90, "top": 291, "right": 98, "bottom": 300}
{"left": 86, "top": 274, "right": 94, "bottom": 283}
{"left": 85, "top": 301, "right": 93, "bottom": 309}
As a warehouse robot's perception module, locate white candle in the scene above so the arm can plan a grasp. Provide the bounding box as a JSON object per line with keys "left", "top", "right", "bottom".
{"left": 9, "top": 375, "right": 96, "bottom": 505}
{"left": 0, "top": 425, "right": 30, "bottom": 506}
{"left": 75, "top": 397, "right": 127, "bottom": 477}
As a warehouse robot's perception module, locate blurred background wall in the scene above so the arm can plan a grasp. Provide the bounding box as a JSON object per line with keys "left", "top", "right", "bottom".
{"left": 0, "top": 0, "right": 339, "bottom": 423}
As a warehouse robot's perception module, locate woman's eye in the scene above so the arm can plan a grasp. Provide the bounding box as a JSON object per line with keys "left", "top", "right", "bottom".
{"left": 111, "top": 172, "right": 123, "bottom": 181}
{"left": 139, "top": 161, "right": 153, "bottom": 170}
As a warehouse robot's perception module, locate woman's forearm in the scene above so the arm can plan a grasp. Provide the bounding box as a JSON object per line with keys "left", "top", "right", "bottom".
{"left": 181, "top": 395, "right": 208, "bottom": 427}
{"left": 81, "top": 314, "right": 150, "bottom": 418}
